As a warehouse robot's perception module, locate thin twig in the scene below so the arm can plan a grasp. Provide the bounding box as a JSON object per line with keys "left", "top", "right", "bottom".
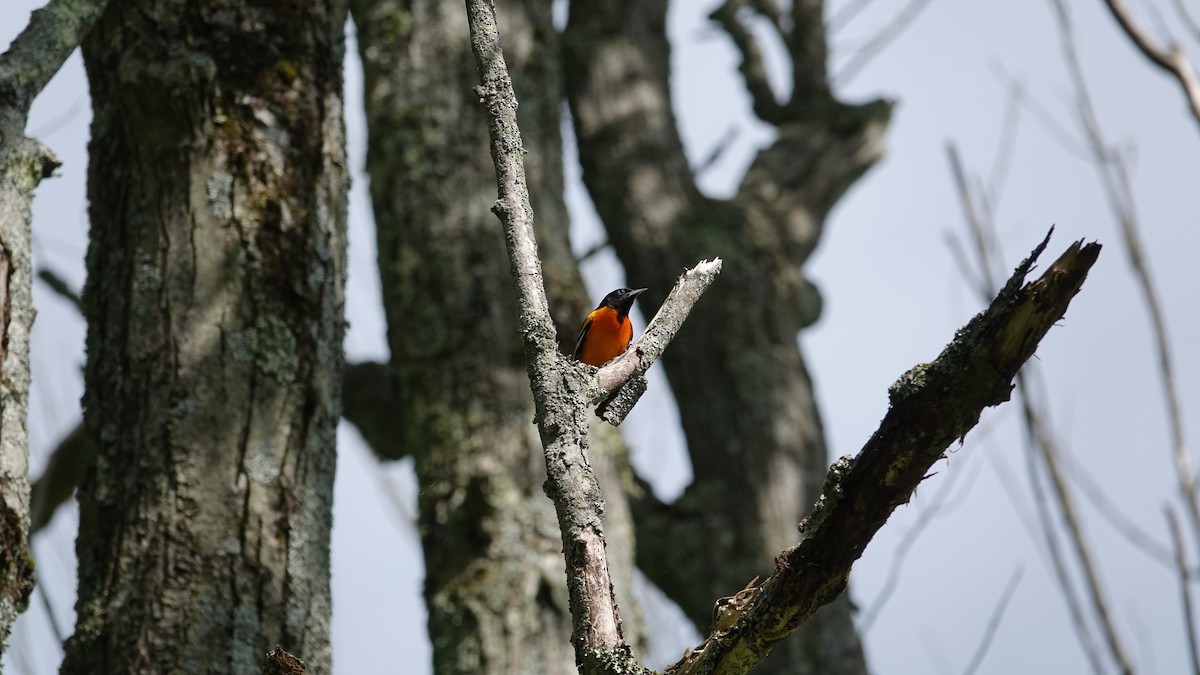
{"left": 829, "top": 0, "right": 882, "bottom": 32}
{"left": 986, "top": 80, "right": 1023, "bottom": 207}
{"left": 1019, "top": 381, "right": 1135, "bottom": 675}
{"left": 858, "top": 451, "right": 980, "bottom": 634}
{"left": 948, "top": 140, "right": 1115, "bottom": 675}
{"left": 575, "top": 239, "right": 610, "bottom": 264}
{"left": 1170, "top": 0, "right": 1200, "bottom": 41}
{"left": 1100, "top": 0, "right": 1200, "bottom": 128}
{"left": 960, "top": 567, "right": 1025, "bottom": 675}
{"left": 35, "top": 574, "right": 63, "bottom": 644}
{"left": 1017, "top": 383, "right": 1107, "bottom": 675}
{"left": 692, "top": 125, "right": 741, "bottom": 177}
{"left": 988, "top": 63, "right": 1095, "bottom": 162}
{"left": 35, "top": 268, "right": 82, "bottom": 312}
{"left": 1050, "top": 0, "right": 1199, "bottom": 559}
{"left": 943, "top": 231, "right": 988, "bottom": 300}
{"left": 833, "top": 0, "right": 937, "bottom": 86}
{"left": 1058, "top": 445, "right": 1176, "bottom": 571}
{"left": 1167, "top": 506, "right": 1200, "bottom": 675}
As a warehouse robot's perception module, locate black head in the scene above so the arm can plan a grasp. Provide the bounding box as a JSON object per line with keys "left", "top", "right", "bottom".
{"left": 598, "top": 287, "right": 647, "bottom": 321}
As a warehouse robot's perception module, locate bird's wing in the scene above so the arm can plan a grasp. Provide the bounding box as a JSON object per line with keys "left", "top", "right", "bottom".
{"left": 572, "top": 313, "right": 594, "bottom": 361}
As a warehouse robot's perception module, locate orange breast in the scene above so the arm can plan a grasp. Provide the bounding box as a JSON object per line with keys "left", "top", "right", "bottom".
{"left": 578, "top": 308, "right": 633, "bottom": 367}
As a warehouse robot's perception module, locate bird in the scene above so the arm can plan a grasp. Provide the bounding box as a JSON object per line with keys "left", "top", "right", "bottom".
{"left": 573, "top": 287, "right": 647, "bottom": 367}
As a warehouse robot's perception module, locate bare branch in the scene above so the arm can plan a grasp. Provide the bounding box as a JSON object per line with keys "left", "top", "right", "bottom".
{"left": 1100, "top": 0, "right": 1200, "bottom": 128}
{"left": 1021, "top": 408, "right": 1108, "bottom": 675}
{"left": 989, "top": 64, "right": 1095, "bottom": 162}
{"left": 1167, "top": 507, "right": 1200, "bottom": 675}
{"left": 692, "top": 125, "right": 741, "bottom": 178}
{"left": 834, "top": 0, "right": 937, "bottom": 87}
{"left": 464, "top": 1, "right": 720, "bottom": 670}
{"left": 858, "top": 450, "right": 980, "bottom": 634}
{"left": 1018, "top": 380, "right": 1136, "bottom": 675}
{"left": 960, "top": 567, "right": 1024, "bottom": 675}
{"left": 669, "top": 232, "right": 1101, "bottom": 675}
{"left": 1059, "top": 447, "right": 1176, "bottom": 571}
{"left": 950, "top": 135, "right": 1130, "bottom": 675}
{"left": 35, "top": 268, "right": 81, "bottom": 312}
{"left": 986, "top": 80, "right": 1023, "bottom": 205}
{"left": 341, "top": 361, "right": 407, "bottom": 461}
{"left": 1051, "top": 0, "right": 1199, "bottom": 556}
{"left": 829, "top": 0, "right": 881, "bottom": 32}
{"left": 30, "top": 424, "right": 85, "bottom": 533}
{"left": 575, "top": 239, "right": 610, "bottom": 264}
{"left": 0, "top": 0, "right": 111, "bottom": 120}
{"left": 1170, "top": 0, "right": 1200, "bottom": 42}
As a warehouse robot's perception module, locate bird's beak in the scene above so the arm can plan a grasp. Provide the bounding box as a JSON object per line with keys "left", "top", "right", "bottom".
{"left": 630, "top": 288, "right": 647, "bottom": 298}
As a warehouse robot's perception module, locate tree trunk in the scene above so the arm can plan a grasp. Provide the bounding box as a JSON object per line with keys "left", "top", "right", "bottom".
{"left": 564, "top": 3, "right": 888, "bottom": 673}
{"left": 61, "top": 0, "right": 348, "bottom": 671}
{"left": 348, "top": 1, "right": 641, "bottom": 672}
{"left": 0, "top": 116, "right": 50, "bottom": 659}
{"left": 0, "top": 0, "right": 111, "bottom": 652}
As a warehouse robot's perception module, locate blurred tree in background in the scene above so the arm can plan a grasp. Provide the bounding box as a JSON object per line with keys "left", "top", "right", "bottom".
{"left": 1, "top": 0, "right": 1196, "bottom": 673}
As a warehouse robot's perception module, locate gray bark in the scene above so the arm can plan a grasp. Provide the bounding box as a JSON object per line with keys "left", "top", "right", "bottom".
{"left": 348, "top": 1, "right": 641, "bottom": 672}
{"left": 60, "top": 0, "right": 348, "bottom": 671}
{"left": 0, "top": 0, "right": 111, "bottom": 653}
{"left": 564, "top": 2, "right": 887, "bottom": 672}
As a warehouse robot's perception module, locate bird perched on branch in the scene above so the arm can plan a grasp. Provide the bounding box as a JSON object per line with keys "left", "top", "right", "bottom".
{"left": 573, "top": 287, "right": 646, "bottom": 367}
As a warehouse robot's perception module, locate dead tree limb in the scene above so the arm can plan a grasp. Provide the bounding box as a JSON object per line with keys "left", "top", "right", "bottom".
{"left": 463, "top": 1, "right": 718, "bottom": 671}
{"left": 1100, "top": 0, "right": 1200, "bottom": 128}
{"left": 668, "top": 231, "right": 1101, "bottom": 675}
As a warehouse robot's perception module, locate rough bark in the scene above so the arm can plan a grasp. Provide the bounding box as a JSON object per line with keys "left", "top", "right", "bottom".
{"left": 564, "top": 2, "right": 888, "bottom": 672}
{"left": 0, "top": 0, "right": 111, "bottom": 653}
{"left": 668, "top": 234, "right": 1101, "bottom": 675}
{"left": 61, "top": 0, "right": 348, "bottom": 671}
{"left": 348, "top": 1, "right": 641, "bottom": 672}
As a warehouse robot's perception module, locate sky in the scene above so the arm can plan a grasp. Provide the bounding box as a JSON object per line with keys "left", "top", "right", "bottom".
{"left": 3, "top": 0, "right": 1200, "bottom": 674}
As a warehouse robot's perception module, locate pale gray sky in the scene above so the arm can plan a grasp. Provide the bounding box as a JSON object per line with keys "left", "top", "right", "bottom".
{"left": 3, "top": 0, "right": 1198, "bottom": 673}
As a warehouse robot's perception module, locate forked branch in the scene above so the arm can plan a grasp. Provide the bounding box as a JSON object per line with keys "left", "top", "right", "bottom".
{"left": 463, "top": 1, "right": 718, "bottom": 672}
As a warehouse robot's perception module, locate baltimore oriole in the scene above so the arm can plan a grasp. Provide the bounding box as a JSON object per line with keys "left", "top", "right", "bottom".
{"left": 573, "top": 287, "right": 647, "bottom": 367}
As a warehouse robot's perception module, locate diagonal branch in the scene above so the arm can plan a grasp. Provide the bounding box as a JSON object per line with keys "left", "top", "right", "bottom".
{"left": 1052, "top": 0, "right": 1199, "bottom": 555}
{"left": 949, "top": 137, "right": 1125, "bottom": 675}
{"left": 464, "top": 2, "right": 718, "bottom": 672}
{"left": 1100, "top": 0, "right": 1200, "bottom": 128}
{"left": 593, "top": 259, "right": 722, "bottom": 409}
{"left": 0, "top": 0, "right": 111, "bottom": 121}
{"left": 960, "top": 567, "right": 1025, "bottom": 675}
{"left": 1167, "top": 507, "right": 1200, "bottom": 675}
{"left": 668, "top": 231, "right": 1101, "bottom": 675}
{"left": 833, "top": 0, "right": 938, "bottom": 87}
